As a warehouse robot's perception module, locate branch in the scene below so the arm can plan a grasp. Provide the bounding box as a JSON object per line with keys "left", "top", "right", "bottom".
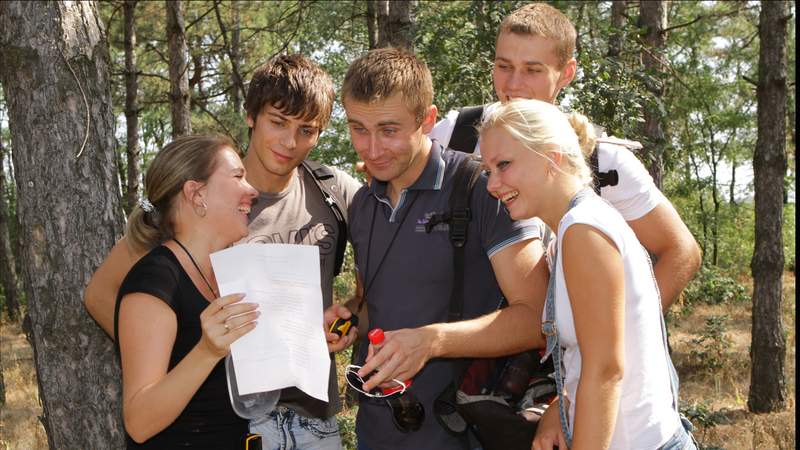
{"left": 662, "top": 4, "right": 750, "bottom": 34}
{"left": 213, "top": 0, "right": 246, "bottom": 102}
{"left": 742, "top": 75, "right": 757, "bottom": 86}
{"left": 185, "top": 3, "right": 218, "bottom": 31}
{"left": 194, "top": 101, "right": 240, "bottom": 149}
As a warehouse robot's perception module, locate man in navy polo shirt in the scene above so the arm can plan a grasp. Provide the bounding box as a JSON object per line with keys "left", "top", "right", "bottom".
{"left": 342, "top": 48, "right": 548, "bottom": 450}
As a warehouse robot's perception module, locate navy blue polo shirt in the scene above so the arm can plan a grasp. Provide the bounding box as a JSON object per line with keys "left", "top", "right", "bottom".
{"left": 349, "top": 142, "right": 542, "bottom": 450}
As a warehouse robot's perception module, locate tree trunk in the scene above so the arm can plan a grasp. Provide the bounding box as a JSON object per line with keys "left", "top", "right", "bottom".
{"left": 376, "top": 0, "right": 416, "bottom": 50}
{"left": 0, "top": 120, "right": 22, "bottom": 321}
{"left": 0, "top": 1, "right": 126, "bottom": 447}
{"left": 749, "top": 0, "right": 789, "bottom": 414}
{"left": 638, "top": 0, "right": 668, "bottom": 189}
{"left": 167, "top": 0, "right": 191, "bottom": 137}
{"left": 124, "top": 0, "right": 140, "bottom": 214}
{"left": 366, "top": 0, "right": 378, "bottom": 49}
{"left": 607, "top": 0, "right": 626, "bottom": 58}
{"left": 729, "top": 156, "right": 737, "bottom": 205}
{"left": 214, "top": 0, "right": 245, "bottom": 146}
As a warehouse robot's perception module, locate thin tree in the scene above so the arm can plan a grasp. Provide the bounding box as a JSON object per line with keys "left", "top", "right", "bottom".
{"left": 0, "top": 117, "right": 22, "bottom": 321}
{"left": 607, "top": 0, "right": 626, "bottom": 58}
{"left": 366, "top": 0, "right": 379, "bottom": 49}
{"left": 124, "top": 0, "right": 141, "bottom": 213}
{"left": 0, "top": 1, "right": 126, "bottom": 447}
{"left": 374, "top": 0, "right": 416, "bottom": 50}
{"left": 638, "top": 0, "right": 668, "bottom": 189}
{"left": 749, "top": 0, "right": 790, "bottom": 414}
{"left": 167, "top": 0, "right": 191, "bottom": 137}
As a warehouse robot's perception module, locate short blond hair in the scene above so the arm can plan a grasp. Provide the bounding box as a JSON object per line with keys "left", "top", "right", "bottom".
{"left": 498, "top": 3, "right": 576, "bottom": 68}
{"left": 341, "top": 47, "right": 433, "bottom": 124}
{"left": 480, "top": 99, "right": 595, "bottom": 187}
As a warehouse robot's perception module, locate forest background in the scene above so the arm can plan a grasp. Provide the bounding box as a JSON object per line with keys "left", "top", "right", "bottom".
{"left": 0, "top": 1, "right": 795, "bottom": 449}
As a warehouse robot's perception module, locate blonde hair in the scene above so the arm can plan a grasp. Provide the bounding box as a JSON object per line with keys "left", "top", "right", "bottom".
{"left": 127, "top": 134, "right": 238, "bottom": 253}
{"left": 342, "top": 47, "right": 433, "bottom": 124}
{"left": 480, "top": 99, "right": 596, "bottom": 187}
{"left": 498, "top": 3, "right": 576, "bottom": 68}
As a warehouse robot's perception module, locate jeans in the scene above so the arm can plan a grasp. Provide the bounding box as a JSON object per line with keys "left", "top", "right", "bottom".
{"left": 250, "top": 405, "right": 342, "bottom": 450}
{"left": 658, "top": 416, "right": 698, "bottom": 450}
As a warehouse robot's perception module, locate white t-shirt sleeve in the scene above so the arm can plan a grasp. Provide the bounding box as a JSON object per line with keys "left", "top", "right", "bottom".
{"left": 597, "top": 143, "right": 667, "bottom": 221}
{"left": 428, "top": 109, "right": 459, "bottom": 149}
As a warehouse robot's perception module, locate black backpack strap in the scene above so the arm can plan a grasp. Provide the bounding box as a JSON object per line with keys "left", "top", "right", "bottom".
{"left": 301, "top": 160, "right": 348, "bottom": 276}
{"left": 448, "top": 105, "right": 485, "bottom": 153}
{"left": 431, "top": 156, "right": 483, "bottom": 436}
{"left": 447, "top": 157, "right": 482, "bottom": 322}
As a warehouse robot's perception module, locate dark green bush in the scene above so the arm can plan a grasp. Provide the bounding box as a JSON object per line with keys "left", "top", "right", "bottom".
{"left": 683, "top": 265, "right": 748, "bottom": 306}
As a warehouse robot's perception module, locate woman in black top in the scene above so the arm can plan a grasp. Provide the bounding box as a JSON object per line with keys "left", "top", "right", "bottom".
{"left": 114, "top": 135, "right": 259, "bottom": 449}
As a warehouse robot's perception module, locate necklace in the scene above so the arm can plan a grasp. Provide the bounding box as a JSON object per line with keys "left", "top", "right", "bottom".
{"left": 363, "top": 191, "right": 420, "bottom": 298}
{"left": 173, "top": 238, "right": 219, "bottom": 299}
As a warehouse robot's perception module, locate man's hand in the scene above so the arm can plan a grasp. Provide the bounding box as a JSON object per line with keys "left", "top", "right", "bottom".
{"left": 532, "top": 399, "right": 569, "bottom": 450}
{"left": 357, "top": 327, "right": 436, "bottom": 391}
{"left": 324, "top": 304, "right": 358, "bottom": 353}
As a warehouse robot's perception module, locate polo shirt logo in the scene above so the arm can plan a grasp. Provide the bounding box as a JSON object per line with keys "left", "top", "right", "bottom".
{"left": 415, "top": 211, "right": 448, "bottom": 233}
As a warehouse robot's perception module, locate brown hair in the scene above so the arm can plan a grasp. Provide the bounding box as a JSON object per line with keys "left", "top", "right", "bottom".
{"left": 498, "top": 3, "right": 576, "bottom": 68}
{"left": 244, "top": 54, "right": 335, "bottom": 127}
{"left": 341, "top": 47, "right": 433, "bottom": 124}
{"left": 127, "top": 134, "right": 238, "bottom": 252}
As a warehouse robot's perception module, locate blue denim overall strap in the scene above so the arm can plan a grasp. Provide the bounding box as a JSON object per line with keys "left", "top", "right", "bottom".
{"left": 643, "top": 249, "right": 681, "bottom": 413}
{"left": 540, "top": 188, "right": 594, "bottom": 448}
{"left": 646, "top": 251, "right": 698, "bottom": 450}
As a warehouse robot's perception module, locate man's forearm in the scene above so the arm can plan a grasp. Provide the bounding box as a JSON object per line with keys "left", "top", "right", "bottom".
{"left": 653, "top": 241, "right": 701, "bottom": 309}
{"left": 425, "top": 301, "right": 543, "bottom": 360}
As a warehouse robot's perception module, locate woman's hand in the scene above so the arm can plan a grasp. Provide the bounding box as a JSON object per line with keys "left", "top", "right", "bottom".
{"left": 198, "top": 293, "right": 259, "bottom": 359}
{"left": 532, "top": 399, "right": 569, "bottom": 450}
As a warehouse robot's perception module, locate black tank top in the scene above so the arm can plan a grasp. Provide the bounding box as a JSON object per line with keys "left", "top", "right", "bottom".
{"left": 115, "top": 245, "right": 247, "bottom": 449}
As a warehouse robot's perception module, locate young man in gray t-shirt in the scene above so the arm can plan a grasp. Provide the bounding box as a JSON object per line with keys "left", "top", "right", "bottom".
{"left": 84, "top": 54, "right": 361, "bottom": 450}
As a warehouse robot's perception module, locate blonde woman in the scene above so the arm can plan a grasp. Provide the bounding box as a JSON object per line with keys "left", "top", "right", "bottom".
{"left": 479, "top": 100, "right": 695, "bottom": 450}
{"left": 114, "top": 135, "right": 258, "bottom": 448}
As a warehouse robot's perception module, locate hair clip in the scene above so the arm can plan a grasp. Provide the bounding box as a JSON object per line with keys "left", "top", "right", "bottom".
{"left": 139, "top": 197, "right": 155, "bottom": 213}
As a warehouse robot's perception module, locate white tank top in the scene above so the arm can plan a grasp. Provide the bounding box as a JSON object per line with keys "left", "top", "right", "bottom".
{"left": 548, "top": 194, "right": 679, "bottom": 449}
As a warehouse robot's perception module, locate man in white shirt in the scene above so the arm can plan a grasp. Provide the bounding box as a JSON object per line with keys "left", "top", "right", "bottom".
{"left": 429, "top": 2, "right": 701, "bottom": 309}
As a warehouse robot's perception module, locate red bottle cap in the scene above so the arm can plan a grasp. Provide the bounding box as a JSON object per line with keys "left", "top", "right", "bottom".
{"left": 382, "top": 379, "right": 412, "bottom": 396}
{"left": 368, "top": 328, "right": 385, "bottom": 345}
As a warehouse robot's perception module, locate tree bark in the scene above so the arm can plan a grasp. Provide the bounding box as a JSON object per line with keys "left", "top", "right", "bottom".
{"left": 124, "top": 0, "right": 140, "bottom": 214}
{"left": 639, "top": 0, "right": 668, "bottom": 189}
{"left": 0, "top": 119, "right": 22, "bottom": 321}
{"left": 167, "top": 0, "right": 191, "bottom": 137}
{"left": 375, "top": 0, "right": 416, "bottom": 50}
{"left": 0, "top": 1, "right": 126, "bottom": 448}
{"left": 749, "top": 0, "right": 789, "bottom": 414}
{"left": 366, "top": 0, "right": 379, "bottom": 49}
{"left": 607, "top": 0, "right": 626, "bottom": 58}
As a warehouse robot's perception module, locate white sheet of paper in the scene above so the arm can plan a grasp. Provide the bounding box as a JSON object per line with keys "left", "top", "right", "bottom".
{"left": 210, "top": 243, "right": 330, "bottom": 402}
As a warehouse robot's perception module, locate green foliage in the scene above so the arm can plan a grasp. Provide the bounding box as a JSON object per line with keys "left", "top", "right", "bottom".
{"left": 690, "top": 315, "right": 732, "bottom": 374}
{"left": 680, "top": 401, "right": 729, "bottom": 449}
{"left": 683, "top": 266, "right": 748, "bottom": 306}
{"left": 783, "top": 203, "right": 795, "bottom": 272}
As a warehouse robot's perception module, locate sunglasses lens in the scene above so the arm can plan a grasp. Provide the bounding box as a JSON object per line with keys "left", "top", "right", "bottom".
{"left": 388, "top": 392, "right": 425, "bottom": 432}
{"left": 345, "top": 368, "right": 364, "bottom": 391}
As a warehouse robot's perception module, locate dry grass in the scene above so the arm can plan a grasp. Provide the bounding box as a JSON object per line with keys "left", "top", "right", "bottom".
{"left": 669, "top": 271, "right": 796, "bottom": 449}
{"left": 0, "top": 272, "right": 795, "bottom": 449}
{"left": 0, "top": 320, "right": 48, "bottom": 449}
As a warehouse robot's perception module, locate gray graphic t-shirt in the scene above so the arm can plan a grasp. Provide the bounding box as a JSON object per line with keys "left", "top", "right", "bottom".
{"left": 241, "top": 163, "right": 361, "bottom": 418}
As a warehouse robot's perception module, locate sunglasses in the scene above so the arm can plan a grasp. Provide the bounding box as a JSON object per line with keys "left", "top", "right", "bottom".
{"left": 344, "top": 364, "right": 425, "bottom": 432}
